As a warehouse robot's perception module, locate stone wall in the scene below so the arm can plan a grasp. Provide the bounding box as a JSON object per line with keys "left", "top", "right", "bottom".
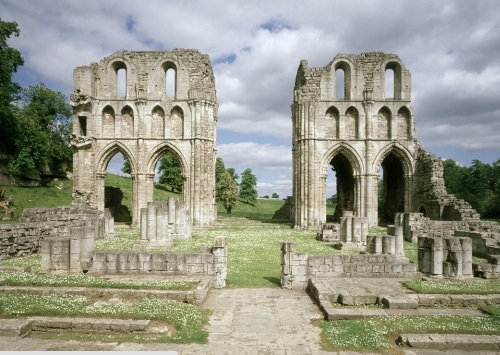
{"left": 280, "top": 241, "right": 417, "bottom": 289}
{"left": 412, "top": 148, "right": 480, "bottom": 221}
{"left": 418, "top": 236, "right": 473, "bottom": 278}
{"left": 0, "top": 205, "right": 106, "bottom": 261}
{"left": 139, "top": 198, "right": 191, "bottom": 248}
{"left": 88, "top": 237, "right": 227, "bottom": 288}
{"left": 71, "top": 50, "right": 217, "bottom": 227}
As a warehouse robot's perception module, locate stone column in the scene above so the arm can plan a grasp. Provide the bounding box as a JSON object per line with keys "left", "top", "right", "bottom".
{"left": 95, "top": 172, "right": 106, "bottom": 212}
{"left": 212, "top": 236, "right": 227, "bottom": 288}
{"left": 460, "top": 237, "right": 473, "bottom": 277}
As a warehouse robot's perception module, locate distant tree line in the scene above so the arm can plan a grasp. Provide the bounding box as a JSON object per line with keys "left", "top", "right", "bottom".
{"left": 443, "top": 159, "right": 500, "bottom": 218}
{"left": 0, "top": 19, "right": 72, "bottom": 179}
{"left": 215, "top": 157, "right": 258, "bottom": 213}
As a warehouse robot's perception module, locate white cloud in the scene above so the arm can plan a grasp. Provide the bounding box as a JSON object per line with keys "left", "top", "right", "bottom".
{"left": 217, "top": 142, "right": 291, "bottom": 170}
{"left": 1, "top": 0, "right": 499, "bottom": 194}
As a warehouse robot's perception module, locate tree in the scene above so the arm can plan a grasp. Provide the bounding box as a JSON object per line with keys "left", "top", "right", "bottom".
{"left": 216, "top": 169, "right": 239, "bottom": 213}
{"left": 8, "top": 84, "right": 72, "bottom": 177}
{"left": 0, "top": 19, "right": 24, "bottom": 155}
{"left": 239, "top": 168, "right": 258, "bottom": 205}
{"left": 158, "top": 152, "right": 183, "bottom": 192}
{"left": 121, "top": 157, "right": 131, "bottom": 175}
{"left": 272, "top": 192, "right": 279, "bottom": 199}
{"left": 227, "top": 167, "right": 239, "bottom": 182}
{"left": 215, "top": 157, "right": 226, "bottom": 183}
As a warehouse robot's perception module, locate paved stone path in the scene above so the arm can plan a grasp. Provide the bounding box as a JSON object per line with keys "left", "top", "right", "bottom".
{"left": 0, "top": 286, "right": 499, "bottom": 354}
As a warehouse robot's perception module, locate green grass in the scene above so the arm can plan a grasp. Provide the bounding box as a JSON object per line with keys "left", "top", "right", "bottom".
{"left": 216, "top": 198, "right": 286, "bottom": 219}
{"left": 1, "top": 179, "right": 72, "bottom": 221}
{"left": 402, "top": 279, "right": 500, "bottom": 295}
{"left": 0, "top": 270, "right": 195, "bottom": 291}
{"left": 320, "top": 313, "right": 500, "bottom": 352}
{"left": 0, "top": 293, "right": 210, "bottom": 343}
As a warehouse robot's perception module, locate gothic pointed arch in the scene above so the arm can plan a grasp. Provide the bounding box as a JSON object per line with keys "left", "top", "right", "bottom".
{"left": 102, "top": 105, "right": 115, "bottom": 138}
{"left": 377, "top": 106, "right": 391, "bottom": 139}
{"left": 170, "top": 105, "right": 184, "bottom": 139}
{"left": 96, "top": 141, "right": 137, "bottom": 175}
{"left": 325, "top": 106, "right": 339, "bottom": 139}
{"left": 397, "top": 106, "right": 411, "bottom": 140}
{"left": 344, "top": 106, "right": 359, "bottom": 139}
{"left": 146, "top": 142, "right": 188, "bottom": 178}
{"left": 151, "top": 105, "right": 165, "bottom": 138}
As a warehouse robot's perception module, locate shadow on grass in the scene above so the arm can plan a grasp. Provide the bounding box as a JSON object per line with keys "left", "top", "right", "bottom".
{"left": 263, "top": 276, "right": 281, "bottom": 287}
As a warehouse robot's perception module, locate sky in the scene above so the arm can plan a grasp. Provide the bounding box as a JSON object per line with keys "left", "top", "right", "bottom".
{"left": 1, "top": 0, "right": 499, "bottom": 198}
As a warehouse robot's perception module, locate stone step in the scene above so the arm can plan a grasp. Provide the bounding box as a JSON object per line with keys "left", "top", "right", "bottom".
{"left": 398, "top": 333, "right": 500, "bottom": 350}
{"left": 381, "top": 294, "right": 418, "bottom": 309}
{"left": 326, "top": 306, "right": 485, "bottom": 321}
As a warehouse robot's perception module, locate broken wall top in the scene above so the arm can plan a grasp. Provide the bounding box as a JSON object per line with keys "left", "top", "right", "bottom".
{"left": 294, "top": 52, "right": 411, "bottom": 102}
{"left": 73, "top": 49, "right": 217, "bottom": 103}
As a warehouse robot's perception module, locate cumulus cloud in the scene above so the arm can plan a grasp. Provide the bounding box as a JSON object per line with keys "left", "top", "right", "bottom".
{"left": 1, "top": 0, "right": 499, "bottom": 199}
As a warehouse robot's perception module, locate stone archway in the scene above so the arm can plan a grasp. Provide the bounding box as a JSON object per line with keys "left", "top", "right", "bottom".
{"left": 292, "top": 52, "right": 417, "bottom": 228}
{"left": 71, "top": 50, "right": 217, "bottom": 227}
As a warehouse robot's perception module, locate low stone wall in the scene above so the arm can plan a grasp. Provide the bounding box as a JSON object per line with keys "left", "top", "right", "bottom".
{"left": 418, "top": 236, "right": 472, "bottom": 278}
{"left": 139, "top": 198, "right": 191, "bottom": 248}
{"left": 0, "top": 205, "right": 107, "bottom": 261}
{"left": 88, "top": 237, "right": 227, "bottom": 288}
{"left": 281, "top": 242, "right": 418, "bottom": 289}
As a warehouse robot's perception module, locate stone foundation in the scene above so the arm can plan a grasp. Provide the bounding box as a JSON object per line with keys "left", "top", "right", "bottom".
{"left": 281, "top": 241, "right": 417, "bottom": 289}
{"left": 139, "top": 198, "right": 191, "bottom": 248}
{"left": 0, "top": 205, "right": 106, "bottom": 261}
{"left": 88, "top": 237, "right": 227, "bottom": 288}
{"left": 418, "top": 236, "right": 472, "bottom": 278}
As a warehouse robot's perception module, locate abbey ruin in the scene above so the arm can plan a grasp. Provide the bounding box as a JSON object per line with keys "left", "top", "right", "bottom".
{"left": 1, "top": 50, "right": 499, "bottom": 281}
{"left": 70, "top": 50, "right": 218, "bottom": 227}
{"left": 291, "top": 52, "right": 481, "bottom": 229}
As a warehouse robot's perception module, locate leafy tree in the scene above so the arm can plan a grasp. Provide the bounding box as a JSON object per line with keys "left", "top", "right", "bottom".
{"left": 443, "top": 158, "right": 500, "bottom": 218}
{"left": 272, "top": 192, "right": 279, "bottom": 199}
{"left": 8, "top": 84, "right": 72, "bottom": 177}
{"left": 227, "top": 167, "right": 239, "bottom": 182}
{"left": 0, "top": 19, "right": 24, "bottom": 154}
{"left": 216, "top": 169, "right": 239, "bottom": 213}
{"left": 239, "top": 168, "right": 258, "bottom": 205}
{"left": 215, "top": 157, "right": 226, "bottom": 183}
{"left": 121, "top": 157, "right": 131, "bottom": 175}
{"left": 158, "top": 152, "right": 183, "bottom": 192}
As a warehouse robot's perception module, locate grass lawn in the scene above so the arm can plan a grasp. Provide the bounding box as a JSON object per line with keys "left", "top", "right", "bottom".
{"left": 2, "top": 175, "right": 500, "bottom": 349}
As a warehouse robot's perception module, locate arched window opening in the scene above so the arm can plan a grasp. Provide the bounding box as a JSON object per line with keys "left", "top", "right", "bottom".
{"left": 102, "top": 106, "right": 115, "bottom": 137}
{"left": 385, "top": 68, "right": 394, "bottom": 99}
{"left": 378, "top": 153, "right": 405, "bottom": 225}
{"left": 121, "top": 106, "right": 134, "bottom": 137}
{"left": 105, "top": 152, "right": 132, "bottom": 224}
{"left": 377, "top": 107, "right": 391, "bottom": 139}
{"left": 385, "top": 62, "right": 402, "bottom": 100}
{"left": 335, "top": 68, "right": 345, "bottom": 99}
{"left": 397, "top": 106, "right": 411, "bottom": 139}
{"left": 153, "top": 151, "right": 183, "bottom": 200}
{"left": 345, "top": 107, "right": 359, "bottom": 139}
{"left": 151, "top": 106, "right": 165, "bottom": 138}
{"left": 166, "top": 68, "right": 176, "bottom": 97}
{"left": 117, "top": 68, "right": 127, "bottom": 97}
{"left": 329, "top": 153, "right": 355, "bottom": 222}
{"left": 325, "top": 107, "right": 339, "bottom": 139}
{"left": 170, "top": 106, "right": 184, "bottom": 139}
{"left": 78, "top": 116, "right": 87, "bottom": 136}
{"left": 419, "top": 206, "right": 427, "bottom": 217}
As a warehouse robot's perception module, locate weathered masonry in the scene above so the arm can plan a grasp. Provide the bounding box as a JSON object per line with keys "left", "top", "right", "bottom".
{"left": 70, "top": 50, "right": 217, "bottom": 227}
{"left": 292, "top": 52, "right": 417, "bottom": 228}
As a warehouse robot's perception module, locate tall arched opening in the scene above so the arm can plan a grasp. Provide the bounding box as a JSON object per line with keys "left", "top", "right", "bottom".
{"left": 329, "top": 153, "right": 356, "bottom": 222}
{"left": 378, "top": 152, "right": 405, "bottom": 224}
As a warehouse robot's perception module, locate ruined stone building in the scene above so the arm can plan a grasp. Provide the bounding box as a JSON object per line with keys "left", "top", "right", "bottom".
{"left": 292, "top": 52, "right": 477, "bottom": 229}
{"left": 70, "top": 50, "right": 217, "bottom": 227}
